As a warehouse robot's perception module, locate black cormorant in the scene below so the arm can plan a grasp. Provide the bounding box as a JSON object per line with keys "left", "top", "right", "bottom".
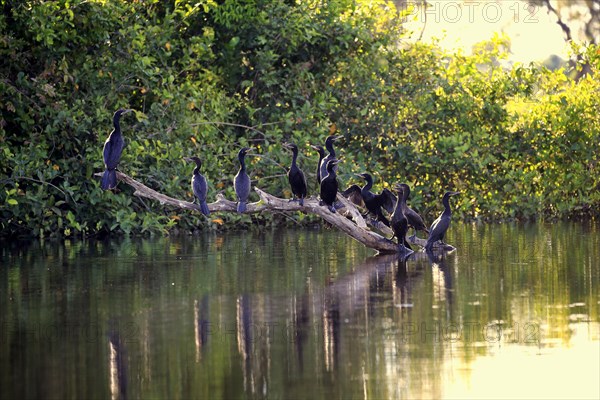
{"left": 283, "top": 142, "right": 308, "bottom": 206}
{"left": 310, "top": 144, "right": 326, "bottom": 186}
{"left": 184, "top": 156, "right": 210, "bottom": 216}
{"left": 320, "top": 159, "right": 340, "bottom": 213}
{"left": 101, "top": 108, "right": 133, "bottom": 190}
{"left": 391, "top": 184, "right": 413, "bottom": 254}
{"left": 319, "top": 135, "right": 342, "bottom": 184}
{"left": 398, "top": 183, "right": 429, "bottom": 239}
{"left": 234, "top": 147, "right": 254, "bottom": 213}
{"left": 344, "top": 173, "right": 396, "bottom": 227}
{"left": 425, "top": 191, "right": 460, "bottom": 252}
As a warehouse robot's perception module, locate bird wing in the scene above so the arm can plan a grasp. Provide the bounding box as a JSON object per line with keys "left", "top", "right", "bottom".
{"left": 428, "top": 215, "right": 449, "bottom": 242}
{"left": 103, "top": 133, "right": 124, "bottom": 169}
{"left": 192, "top": 173, "right": 208, "bottom": 201}
{"left": 379, "top": 189, "right": 397, "bottom": 214}
{"left": 406, "top": 206, "right": 428, "bottom": 231}
{"left": 342, "top": 184, "right": 364, "bottom": 208}
{"left": 102, "top": 138, "right": 113, "bottom": 167}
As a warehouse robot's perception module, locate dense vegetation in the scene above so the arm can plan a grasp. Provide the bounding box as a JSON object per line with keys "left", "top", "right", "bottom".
{"left": 1, "top": 0, "right": 599, "bottom": 238}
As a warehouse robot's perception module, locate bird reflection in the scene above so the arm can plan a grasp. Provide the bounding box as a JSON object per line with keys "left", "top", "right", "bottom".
{"left": 294, "top": 291, "right": 310, "bottom": 372}
{"left": 108, "top": 327, "right": 128, "bottom": 400}
{"left": 394, "top": 257, "right": 411, "bottom": 308}
{"left": 194, "top": 296, "right": 210, "bottom": 362}
{"left": 236, "top": 295, "right": 252, "bottom": 361}
{"left": 323, "top": 294, "right": 340, "bottom": 372}
{"left": 427, "top": 252, "right": 455, "bottom": 315}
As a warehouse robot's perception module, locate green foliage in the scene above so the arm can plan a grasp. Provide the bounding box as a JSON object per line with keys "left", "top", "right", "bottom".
{"left": 1, "top": 0, "right": 599, "bottom": 238}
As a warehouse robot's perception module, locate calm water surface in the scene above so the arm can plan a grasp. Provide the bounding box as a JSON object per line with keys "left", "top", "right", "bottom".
{"left": 1, "top": 222, "right": 599, "bottom": 399}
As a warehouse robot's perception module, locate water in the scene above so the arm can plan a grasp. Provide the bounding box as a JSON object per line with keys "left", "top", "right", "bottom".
{"left": 1, "top": 222, "right": 599, "bottom": 399}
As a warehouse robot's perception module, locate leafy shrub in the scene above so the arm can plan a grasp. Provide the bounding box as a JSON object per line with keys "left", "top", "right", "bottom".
{"left": 1, "top": 0, "right": 598, "bottom": 238}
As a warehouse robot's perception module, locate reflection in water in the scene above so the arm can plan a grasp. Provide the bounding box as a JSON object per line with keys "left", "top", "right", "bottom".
{"left": 427, "top": 252, "right": 455, "bottom": 316}
{"left": 194, "top": 296, "right": 209, "bottom": 362}
{"left": 1, "top": 225, "right": 599, "bottom": 399}
{"left": 294, "top": 290, "right": 310, "bottom": 372}
{"left": 236, "top": 295, "right": 252, "bottom": 362}
{"left": 322, "top": 294, "right": 340, "bottom": 372}
{"left": 108, "top": 327, "right": 128, "bottom": 400}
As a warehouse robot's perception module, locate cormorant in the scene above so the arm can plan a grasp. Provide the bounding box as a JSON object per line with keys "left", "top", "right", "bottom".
{"left": 310, "top": 144, "right": 326, "bottom": 186}
{"left": 184, "top": 156, "right": 210, "bottom": 216}
{"left": 283, "top": 142, "right": 308, "bottom": 206}
{"left": 390, "top": 184, "right": 413, "bottom": 254}
{"left": 398, "top": 183, "right": 429, "bottom": 239}
{"left": 425, "top": 191, "right": 460, "bottom": 252}
{"left": 320, "top": 159, "right": 340, "bottom": 213}
{"left": 319, "top": 135, "right": 342, "bottom": 184}
{"left": 343, "top": 173, "right": 396, "bottom": 227}
{"left": 234, "top": 147, "right": 254, "bottom": 213}
{"left": 101, "top": 108, "right": 133, "bottom": 190}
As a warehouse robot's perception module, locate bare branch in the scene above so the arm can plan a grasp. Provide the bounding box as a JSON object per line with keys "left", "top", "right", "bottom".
{"left": 94, "top": 171, "right": 455, "bottom": 253}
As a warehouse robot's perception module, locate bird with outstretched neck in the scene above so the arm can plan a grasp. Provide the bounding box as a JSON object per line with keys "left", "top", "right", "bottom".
{"left": 101, "top": 108, "right": 133, "bottom": 190}
{"left": 234, "top": 147, "right": 254, "bottom": 213}
{"left": 398, "top": 183, "right": 429, "bottom": 239}
{"left": 319, "top": 135, "right": 342, "bottom": 184}
{"left": 283, "top": 142, "right": 308, "bottom": 206}
{"left": 310, "top": 144, "right": 326, "bottom": 187}
{"left": 391, "top": 184, "right": 413, "bottom": 255}
{"left": 320, "top": 159, "right": 340, "bottom": 213}
{"left": 425, "top": 191, "right": 460, "bottom": 252}
{"left": 184, "top": 156, "right": 210, "bottom": 216}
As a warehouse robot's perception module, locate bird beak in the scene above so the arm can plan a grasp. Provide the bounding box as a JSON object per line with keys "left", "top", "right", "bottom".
{"left": 332, "top": 135, "right": 343, "bottom": 141}
{"left": 123, "top": 109, "right": 134, "bottom": 114}
{"left": 450, "top": 191, "right": 460, "bottom": 196}
{"left": 282, "top": 142, "right": 292, "bottom": 148}
{"left": 183, "top": 157, "right": 191, "bottom": 162}
{"left": 309, "top": 145, "right": 319, "bottom": 150}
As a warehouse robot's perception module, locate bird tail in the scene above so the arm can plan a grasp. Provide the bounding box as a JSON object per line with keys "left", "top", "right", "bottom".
{"left": 101, "top": 169, "right": 117, "bottom": 190}
{"left": 237, "top": 201, "right": 247, "bottom": 213}
{"left": 200, "top": 201, "right": 210, "bottom": 216}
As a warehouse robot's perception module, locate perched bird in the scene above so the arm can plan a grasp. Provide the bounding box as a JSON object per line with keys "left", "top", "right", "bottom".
{"left": 343, "top": 173, "right": 396, "bottom": 227}
{"left": 320, "top": 159, "right": 340, "bottom": 213}
{"left": 341, "top": 182, "right": 365, "bottom": 209}
{"left": 101, "top": 108, "right": 133, "bottom": 190}
{"left": 310, "top": 144, "right": 326, "bottom": 186}
{"left": 184, "top": 156, "right": 210, "bottom": 216}
{"left": 234, "top": 147, "right": 254, "bottom": 213}
{"left": 390, "top": 184, "right": 413, "bottom": 254}
{"left": 398, "top": 183, "right": 429, "bottom": 239}
{"left": 425, "top": 191, "right": 460, "bottom": 252}
{"left": 319, "top": 135, "right": 342, "bottom": 184}
{"left": 283, "top": 142, "right": 308, "bottom": 206}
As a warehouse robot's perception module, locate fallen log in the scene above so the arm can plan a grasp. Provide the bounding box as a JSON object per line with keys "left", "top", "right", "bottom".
{"left": 95, "top": 171, "right": 454, "bottom": 253}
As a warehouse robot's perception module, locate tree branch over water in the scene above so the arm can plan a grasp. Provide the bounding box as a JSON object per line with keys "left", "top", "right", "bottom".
{"left": 95, "top": 171, "right": 454, "bottom": 253}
